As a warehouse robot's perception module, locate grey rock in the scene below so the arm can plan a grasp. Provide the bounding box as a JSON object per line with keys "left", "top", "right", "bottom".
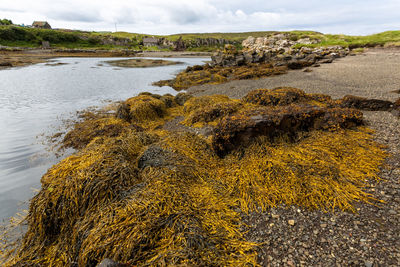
{"left": 97, "top": 258, "right": 125, "bottom": 267}
{"left": 138, "top": 145, "right": 178, "bottom": 169}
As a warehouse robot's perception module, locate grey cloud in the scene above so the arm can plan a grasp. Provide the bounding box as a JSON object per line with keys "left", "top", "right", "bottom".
{"left": 0, "top": 0, "right": 399, "bottom": 35}
{"left": 0, "top": 7, "right": 25, "bottom": 13}
{"left": 168, "top": 7, "right": 204, "bottom": 24}
{"left": 49, "top": 10, "right": 101, "bottom": 22}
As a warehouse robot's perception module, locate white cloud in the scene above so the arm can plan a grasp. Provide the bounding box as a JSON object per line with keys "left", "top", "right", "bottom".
{"left": 0, "top": 0, "right": 399, "bottom": 34}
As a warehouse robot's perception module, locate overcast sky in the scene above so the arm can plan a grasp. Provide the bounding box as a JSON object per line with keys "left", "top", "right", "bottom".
{"left": 0, "top": 0, "right": 399, "bottom": 35}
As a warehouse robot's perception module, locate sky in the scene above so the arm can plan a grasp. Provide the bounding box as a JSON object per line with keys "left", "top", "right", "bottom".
{"left": 0, "top": 0, "right": 399, "bottom": 35}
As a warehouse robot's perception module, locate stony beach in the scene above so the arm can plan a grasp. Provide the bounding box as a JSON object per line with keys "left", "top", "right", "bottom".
{"left": 187, "top": 48, "right": 400, "bottom": 266}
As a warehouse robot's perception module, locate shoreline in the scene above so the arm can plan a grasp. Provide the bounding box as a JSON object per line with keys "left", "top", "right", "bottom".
{"left": 187, "top": 48, "right": 400, "bottom": 100}
{"left": 0, "top": 49, "right": 211, "bottom": 69}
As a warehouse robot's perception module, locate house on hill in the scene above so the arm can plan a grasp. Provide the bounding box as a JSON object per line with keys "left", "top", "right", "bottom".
{"left": 32, "top": 21, "right": 51, "bottom": 29}
{"left": 143, "top": 37, "right": 159, "bottom": 47}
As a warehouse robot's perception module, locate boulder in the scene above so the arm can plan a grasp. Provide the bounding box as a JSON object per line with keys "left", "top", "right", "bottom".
{"left": 243, "top": 87, "right": 307, "bottom": 106}
{"left": 0, "top": 61, "right": 12, "bottom": 67}
{"left": 97, "top": 258, "right": 127, "bottom": 267}
{"left": 174, "top": 93, "right": 193, "bottom": 106}
{"left": 138, "top": 145, "right": 178, "bottom": 169}
{"left": 339, "top": 95, "right": 393, "bottom": 111}
{"left": 212, "top": 105, "right": 363, "bottom": 156}
{"left": 392, "top": 98, "right": 400, "bottom": 116}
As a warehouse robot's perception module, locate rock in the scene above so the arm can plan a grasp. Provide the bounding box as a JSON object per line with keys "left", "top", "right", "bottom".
{"left": 213, "top": 33, "right": 348, "bottom": 70}
{"left": 287, "top": 60, "right": 314, "bottom": 69}
{"left": 41, "top": 41, "right": 50, "bottom": 49}
{"left": 339, "top": 95, "right": 393, "bottom": 111}
{"left": 138, "top": 145, "right": 178, "bottom": 169}
{"left": 243, "top": 87, "right": 308, "bottom": 106}
{"left": 320, "top": 58, "right": 333, "bottom": 64}
{"left": 242, "top": 36, "right": 256, "bottom": 47}
{"left": 116, "top": 103, "right": 131, "bottom": 121}
{"left": 160, "top": 94, "right": 177, "bottom": 108}
{"left": 96, "top": 258, "right": 126, "bottom": 267}
{"left": 235, "top": 54, "right": 246, "bottom": 66}
{"left": 288, "top": 220, "right": 296, "bottom": 226}
{"left": 174, "top": 93, "right": 193, "bottom": 106}
{"left": 0, "top": 61, "right": 13, "bottom": 67}
{"left": 212, "top": 104, "right": 363, "bottom": 156}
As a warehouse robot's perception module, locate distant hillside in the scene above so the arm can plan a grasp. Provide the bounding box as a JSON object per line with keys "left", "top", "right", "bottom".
{"left": 0, "top": 25, "right": 399, "bottom": 51}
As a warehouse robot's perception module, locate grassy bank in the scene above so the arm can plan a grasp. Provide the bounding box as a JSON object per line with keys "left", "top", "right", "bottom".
{"left": 1, "top": 25, "right": 399, "bottom": 51}
{"left": 0, "top": 26, "right": 142, "bottom": 49}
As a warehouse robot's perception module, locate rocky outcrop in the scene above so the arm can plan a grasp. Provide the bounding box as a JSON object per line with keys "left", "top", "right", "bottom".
{"left": 212, "top": 33, "right": 349, "bottom": 69}
{"left": 211, "top": 88, "right": 363, "bottom": 156}
{"left": 157, "top": 37, "right": 238, "bottom": 50}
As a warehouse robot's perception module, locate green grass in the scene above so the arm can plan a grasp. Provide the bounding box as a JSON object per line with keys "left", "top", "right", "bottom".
{"left": 292, "top": 31, "right": 400, "bottom": 48}
{"left": 1, "top": 26, "right": 399, "bottom": 51}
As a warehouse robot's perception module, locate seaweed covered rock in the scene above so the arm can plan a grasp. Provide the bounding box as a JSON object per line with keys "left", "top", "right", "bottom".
{"left": 212, "top": 105, "right": 363, "bottom": 156}
{"left": 180, "top": 95, "right": 242, "bottom": 127}
{"left": 117, "top": 94, "right": 168, "bottom": 123}
{"left": 174, "top": 92, "right": 193, "bottom": 106}
{"left": 243, "top": 87, "right": 307, "bottom": 106}
{"left": 62, "top": 116, "right": 139, "bottom": 150}
{"left": 3, "top": 88, "right": 388, "bottom": 266}
{"left": 153, "top": 64, "right": 287, "bottom": 90}
{"left": 14, "top": 133, "right": 153, "bottom": 266}
{"left": 243, "top": 87, "right": 336, "bottom": 107}
{"left": 138, "top": 144, "right": 181, "bottom": 169}
{"left": 339, "top": 95, "right": 393, "bottom": 111}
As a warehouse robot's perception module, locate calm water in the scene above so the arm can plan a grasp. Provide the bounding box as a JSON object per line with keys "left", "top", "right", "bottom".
{"left": 0, "top": 57, "right": 208, "bottom": 220}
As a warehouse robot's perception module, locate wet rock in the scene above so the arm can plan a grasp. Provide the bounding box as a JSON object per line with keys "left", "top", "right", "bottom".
{"left": 212, "top": 104, "right": 363, "bottom": 156}
{"left": 320, "top": 58, "right": 333, "bottom": 64}
{"left": 116, "top": 103, "right": 131, "bottom": 121}
{"left": 138, "top": 145, "right": 169, "bottom": 169}
{"left": 138, "top": 145, "right": 179, "bottom": 169}
{"left": 96, "top": 258, "right": 126, "bottom": 267}
{"left": 160, "top": 94, "right": 177, "bottom": 108}
{"left": 174, "top": 93, "right": 193, "bottom": 106}
{"left": 243, "top": 87, "right": 308, "bottom": 106}
{"left": 339, "top": 95, "right": 393, "bottom": 111}
{"left": 287, "top": 60, "right": 314, "bottom": 70}
{"left": 0, "top": 61, "right": 13, "bottom": 67}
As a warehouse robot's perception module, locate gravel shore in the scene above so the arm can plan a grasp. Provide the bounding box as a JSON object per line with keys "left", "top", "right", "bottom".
{"left": 187, "top": 48, "right": 400, "bottom": 101}
{"left": 189, "top": 48, "right": 400, "bottom": 266}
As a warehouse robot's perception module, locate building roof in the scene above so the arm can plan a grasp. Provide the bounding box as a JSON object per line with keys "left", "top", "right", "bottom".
{"left": 32, "top": 21, "right": 50, "bottom": 26}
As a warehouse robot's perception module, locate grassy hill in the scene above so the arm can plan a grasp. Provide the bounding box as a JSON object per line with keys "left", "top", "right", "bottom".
{"left": 0, "top": 25, "right": 399, "bottom": 51}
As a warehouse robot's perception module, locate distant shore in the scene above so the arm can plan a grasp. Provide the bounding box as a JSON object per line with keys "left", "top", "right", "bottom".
{"left": 0, "top": 48, "right": 211, "bottom": 69}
